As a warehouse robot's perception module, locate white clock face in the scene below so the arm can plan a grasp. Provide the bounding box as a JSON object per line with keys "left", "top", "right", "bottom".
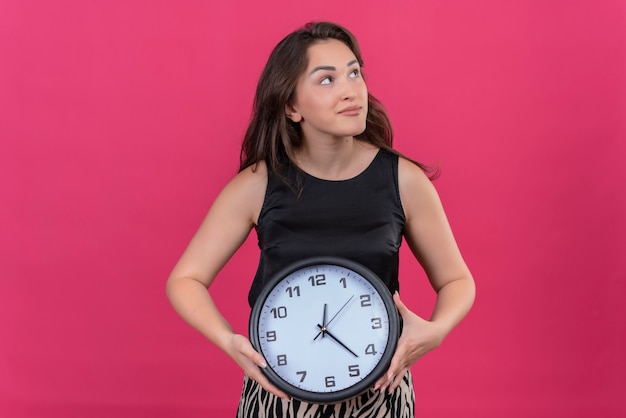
{"left": 251, "top": 260, "right": 396, "bottom": 401}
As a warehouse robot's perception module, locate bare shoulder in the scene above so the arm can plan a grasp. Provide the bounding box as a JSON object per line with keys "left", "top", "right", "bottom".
{"left": 229, "top": 161, "right": 269, "bottom": 194}
{"left": 216, "top": 161, "right": 268, "bottom": 226}
{"left": 397, "top": 156, "right": 435, "bottom": 193}
{"left": 397, "top": 156, "right": 442, "bottom": 222}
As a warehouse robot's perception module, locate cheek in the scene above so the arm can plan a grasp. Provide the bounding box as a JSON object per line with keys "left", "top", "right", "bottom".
{"left": 359, "top": 82, "right": 368, "bottom": 98}
{"left": 299, "top": 93, "right": 331, "bottom": 117}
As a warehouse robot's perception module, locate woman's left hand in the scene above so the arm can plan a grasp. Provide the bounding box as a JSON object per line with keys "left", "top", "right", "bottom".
{"left": 374, "top": 292, "right": 446, "bottom": 393}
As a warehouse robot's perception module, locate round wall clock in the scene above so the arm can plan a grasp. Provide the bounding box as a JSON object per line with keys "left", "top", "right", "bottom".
{"left": 249, "top": 256, "right": 400, "bottom": 403}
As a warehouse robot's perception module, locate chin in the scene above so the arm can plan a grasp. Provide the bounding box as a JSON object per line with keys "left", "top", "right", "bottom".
{"left": 342, "top": 121, "right": 367, "bottom": 138}
{"left": 352, "top": 124, "right": 367, "bottom": 137}
{"left": 337, "top": 129, "right": 366, "bottom": 139}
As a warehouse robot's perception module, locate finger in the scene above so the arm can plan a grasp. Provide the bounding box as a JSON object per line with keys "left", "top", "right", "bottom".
{"left": 377, "top": 370, "right": 398, "bottom": 394}
{"left": 238, "top": 343, "right": 289, "bottom": 399}
{"left": 373, "top": 374, "right": 389, "bottom": 391}
{"left": 393, "top": 292, "right": 409, "bottom": 317}
{"left": 387, "top": 368, "right": 408, "bottom": 393}
{"left": 387, "top": 337, "right": 408, "bottom": 374}
{"left": 251, "top": 372, "right": 291, "bottom": 400}
{"left": 238, "top": 339, "right": 268, "bottom": 368}
{"left": 373, "top": 362, "right": 394, "bottom": 390}
{"left": 373, "top": 347, "right": 404, "bottom": 391}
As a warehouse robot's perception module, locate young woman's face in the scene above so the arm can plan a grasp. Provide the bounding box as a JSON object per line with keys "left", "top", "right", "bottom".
{"left": 287, "top": 39, "right": 368, "bottom": 142}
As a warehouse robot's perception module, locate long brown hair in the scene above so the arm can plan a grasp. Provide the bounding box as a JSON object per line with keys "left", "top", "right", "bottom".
{"left": 239, "top": 21, "right": 435, "bottom": 178}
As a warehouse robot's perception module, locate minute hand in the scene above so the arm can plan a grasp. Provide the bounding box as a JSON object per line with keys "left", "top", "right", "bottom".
{"left": 313, "top": 303, "right": 328, "bottom": 341}
{"left": 317, "top": 324, "right": 358, "bottom": 357}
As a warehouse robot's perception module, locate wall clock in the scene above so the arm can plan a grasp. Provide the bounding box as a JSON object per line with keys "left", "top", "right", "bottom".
{"left": 249, "top": 256, "right": 400, "bottom": 403}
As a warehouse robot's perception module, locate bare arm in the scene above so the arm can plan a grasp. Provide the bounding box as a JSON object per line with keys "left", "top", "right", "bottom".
{"left": 375, "top": 157, "right": 476, "bottom": 393}
{"left": 166, "top": 162, "right": 289, "bottom": 399}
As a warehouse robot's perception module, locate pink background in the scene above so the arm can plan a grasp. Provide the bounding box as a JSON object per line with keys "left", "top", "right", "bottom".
{"left": 1, "top": 1, "right": 625, "bottom": 417}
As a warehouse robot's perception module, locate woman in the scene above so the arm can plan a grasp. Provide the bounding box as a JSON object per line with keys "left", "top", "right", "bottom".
{"left": 166, "top": 21, "right": 475, "bottom": 417}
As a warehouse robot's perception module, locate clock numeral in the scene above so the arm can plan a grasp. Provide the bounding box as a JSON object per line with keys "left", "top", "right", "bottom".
{"left": 296, "top": 370, "right": 307, "bottom": 382}
{"left": 265, "top": 331, "right": 277, "bottom": 342}
{"left": 285, "top": 285, "right": 301, "bottom": 297}
{"left": 325, "top": 376, "right": 336, "bottom": 387}
{"left": 270, "top": 306, "right": 287, "bottom": 319}
{"left": 365, "top": 343, "right": 378, "bottom": 356}
{"left": 348, "top": 364, "right": 360, "bottom": 377}
{"left": 277, "top": 354, "right": 287, "bottom": 366}
{"left": 360, "top": 294, "right": 372, "bottom": 307}
{"left": 308, "top": 274, "right": 326, "bottom": 286}
{"left": 371, "top": 317, "right": 382, "bottom": 329}
{"left": 339, "top": 277, "right": 347, "bottom": 288}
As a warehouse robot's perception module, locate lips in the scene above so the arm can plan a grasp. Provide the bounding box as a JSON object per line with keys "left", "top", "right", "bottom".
{"left": 337, "top": 106, "right": 362, "bottom": 116}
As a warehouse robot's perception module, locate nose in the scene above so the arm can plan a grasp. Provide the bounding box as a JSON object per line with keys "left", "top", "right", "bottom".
{"left": 340, "top": 79, "right": 358, "bottom": 100}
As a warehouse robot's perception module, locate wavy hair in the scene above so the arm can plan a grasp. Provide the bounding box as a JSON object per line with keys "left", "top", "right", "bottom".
{"left": 239, "top": 21, "right": 435, "bottom": 179}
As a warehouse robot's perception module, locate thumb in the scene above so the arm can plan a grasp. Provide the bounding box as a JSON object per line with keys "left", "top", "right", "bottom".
{"left": 246, "top": 345, "right": 267, "bottom": 368}
{"left": 393, "top": 291, "right": 409, "bottom": 317}
{"left": 235, "top": 334, "right": 267, "bottom": 368}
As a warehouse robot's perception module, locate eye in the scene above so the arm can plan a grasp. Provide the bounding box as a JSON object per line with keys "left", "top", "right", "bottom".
{"left": 349, "top": 68, "right": 361, "bottom": 78}
{"left": 320, "top": 76, "right": 333, "bottom": 85}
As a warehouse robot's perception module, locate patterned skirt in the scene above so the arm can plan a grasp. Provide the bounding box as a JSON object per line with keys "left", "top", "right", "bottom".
{"left": 236, "top": 371, "right": 415, "bottom": 418}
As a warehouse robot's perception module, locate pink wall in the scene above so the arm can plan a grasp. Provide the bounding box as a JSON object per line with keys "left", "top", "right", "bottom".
{"left": 1, "top": 1, "right": 625, "bottom": 417}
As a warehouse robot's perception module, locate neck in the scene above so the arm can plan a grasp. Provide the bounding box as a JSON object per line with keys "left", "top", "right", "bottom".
{"left": 294, "top": 137, "right": 378, "bottom": 181}
{"left": 296, "top": 136, "right": 356, "bottom": 170}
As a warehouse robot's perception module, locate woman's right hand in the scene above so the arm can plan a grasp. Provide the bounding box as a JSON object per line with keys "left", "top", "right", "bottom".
{"left": 227, "top": 333, "right": 290, "bottom": 400}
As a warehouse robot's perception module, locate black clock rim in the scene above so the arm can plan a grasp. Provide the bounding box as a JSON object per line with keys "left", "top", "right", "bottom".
{"left": 249, "top": 256, "right": 400, "bottom": 404}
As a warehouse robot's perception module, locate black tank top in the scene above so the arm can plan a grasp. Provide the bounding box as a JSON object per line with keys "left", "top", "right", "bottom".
{"left": 248, "top": 149, "right": 406, "bottom": 307}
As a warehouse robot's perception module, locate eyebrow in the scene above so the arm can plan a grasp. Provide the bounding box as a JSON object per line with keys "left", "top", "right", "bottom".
{"left": 309, "top": 59, "right": 359, "bottom": 75}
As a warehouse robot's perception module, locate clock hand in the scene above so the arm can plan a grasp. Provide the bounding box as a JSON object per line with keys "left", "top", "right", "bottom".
{"left": 326, "top": 295, "right": 355, "bottom": 327}
{"left": 313, "top": 303, "right": 328, "bottom": 341}
{"left": 317, "top": 324, "right": 358, "bottom": 358}
{"left": 313, "top": 295, "right": 354, "bottom": 342}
